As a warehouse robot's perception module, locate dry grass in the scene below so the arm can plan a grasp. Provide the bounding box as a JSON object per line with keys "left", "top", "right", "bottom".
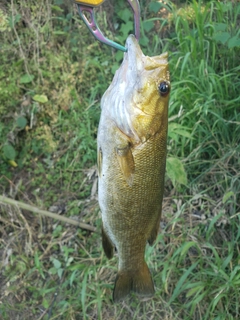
{"left": 1, "top": 170, "right": 239, "bottom": 319}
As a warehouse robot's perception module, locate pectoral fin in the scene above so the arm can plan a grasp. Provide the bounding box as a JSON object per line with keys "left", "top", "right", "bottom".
{"left": 116, "top": 144, "right": 135, "bottom": 186}
{"left": 97, "top": 147, "right": 103, "bottom": 178}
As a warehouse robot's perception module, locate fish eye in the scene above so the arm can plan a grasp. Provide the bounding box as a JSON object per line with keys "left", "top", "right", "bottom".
{"left": 158, "top": 81, "right": 170, "bottom": 97}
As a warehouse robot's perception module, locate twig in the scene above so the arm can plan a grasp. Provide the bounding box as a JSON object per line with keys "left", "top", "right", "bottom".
{"left": 0, "top": 195, "right": 96, "bottom": 232}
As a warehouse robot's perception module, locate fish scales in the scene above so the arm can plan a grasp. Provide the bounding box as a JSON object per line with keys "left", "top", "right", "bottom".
{"left": 97, "top": 35, "right": 170, "bottom": 301}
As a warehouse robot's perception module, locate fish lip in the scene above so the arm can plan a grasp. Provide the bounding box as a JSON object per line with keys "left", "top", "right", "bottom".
{"left": 123, "top": 35, "right": 144, "bottom": 74}
{"left": 125, "top": 34, "right": 140, "bottom": 51}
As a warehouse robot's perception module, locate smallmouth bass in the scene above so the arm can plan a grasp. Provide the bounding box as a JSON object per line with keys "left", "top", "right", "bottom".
{"left": 97, "top": 35, "right": 170, "bottom": 301}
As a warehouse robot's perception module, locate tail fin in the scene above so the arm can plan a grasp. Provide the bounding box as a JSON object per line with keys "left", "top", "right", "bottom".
{"left": 113, "top": 262, "right": 154, "bottom": 302}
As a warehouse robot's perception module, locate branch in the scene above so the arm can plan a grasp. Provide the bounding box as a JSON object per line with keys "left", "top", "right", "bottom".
{"left": 0, "top": 195, "right": 96, "bottom": 232}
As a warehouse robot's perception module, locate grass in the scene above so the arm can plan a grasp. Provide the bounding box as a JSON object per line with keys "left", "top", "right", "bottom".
{"left": 0, "top": 0, "right": 240, "bottom": 319}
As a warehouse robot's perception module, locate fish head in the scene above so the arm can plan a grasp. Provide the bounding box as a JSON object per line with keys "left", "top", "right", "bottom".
{"left": 102, "top": 34, "right": 170, "bottom": 143}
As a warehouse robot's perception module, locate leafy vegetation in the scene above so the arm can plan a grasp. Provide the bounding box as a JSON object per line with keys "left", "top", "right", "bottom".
{"left": 0, "top": 0, "right": 239, "bottom": 319}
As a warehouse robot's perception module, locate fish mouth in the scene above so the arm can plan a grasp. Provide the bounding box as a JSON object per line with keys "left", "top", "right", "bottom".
{"left": 124, "top": 35, "right": 144, "bottom": 74}
{"left": 119, "top": 35, "right": 168, "bottom": 83}
{"left": 113, "top": 35, "right": 144, "bottom": 90}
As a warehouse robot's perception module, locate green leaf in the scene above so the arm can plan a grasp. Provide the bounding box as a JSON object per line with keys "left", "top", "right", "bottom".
{"left": 115, "top": 50, "right": 124, "bottom": 63}
{"left": 49, "top": 267, "right": 57, "bottom": 275}
{"left": 166, "top": 157, "right": 187, "bottom": 186}
{"left": 3, "top": 144, "right": 16, "bottom": 160}
{"left": 222, "top": 2, "right": 232, "bottom": 12}
{"left": 9, "top": 14, "right": 21, "bottom": 28}
{"left": 206, "top": 213, "right": 223, "bottom": 240}
{"left": 42, "top": 298, "right": 50, "bottom": 309}
{"left": 149, "top": 2, "right": 162, "bottom": 13}
{"left": 139, "top": 35, "right": 149, "bottom": 47}
{"left": 213, "top": 23, "right": 227, "bottom": 32}
{"left": 168, "top": 123, "right": 192, "bottom": 140}
{"left": 16, "top": 116, "right": 27, "bottom": 129}
{"left": 180, "top": 241, "right": 199, "bottom": 257}
{"left": 20, "top": 74, "right": 34, "bottom": 84}
{"left": 143, "top": 20, "right": 154, "bottom": 32}
{"left": 52, "top": 259, "right": 61, "bottom": 269}
{"left": 117, "top": 8, "right": 132, "bottom": 23}
{"left": 53, "top": 225, "right": 62, "bottom": 237}
{"left": 70, "top": 270, "right": 78, "bottom": 286}
{"left": 213, "top": 32, "right": 231, "bottom": 45}
{"left": 120, "top": 21, "right": 133, "bottom": 38}
{"left": 111, "top": 64, "right": 119, "bottom": 75}
{"left": 211, "top": 293, "right": 227, "bottom": 311}
{"left": 53, "top": 31, "right": 67, "bottom": 35}
{"left": 54, "top": 0, "right": 64, "bottom": 5}
{"left": 222, "top": 191, "right": 234, "bottom": 204}
{"left": 81, "top": 270, "right": 88, "bottom": 315}
{"left": 34, "top": 252, "right": 41, "bottom": 268}
{"left": 57, "top": 268, "right": 63, "bottom": 279}
{"left": 186, "top": 284, "right": 204, "bottom": 298}
{"left": 228, "top": 36, "right": 240, "bottom": 49}
{"left": 180, "top": 51, "right": 191, "bottom": 78}
{"left": 33, "top": 94, "right": 48, "bottom": 104}
{"left": 51, "top": 5, "right": 64, "bottom": 12}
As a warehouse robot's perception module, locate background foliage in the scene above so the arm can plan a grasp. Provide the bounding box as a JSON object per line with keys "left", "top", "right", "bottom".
{"left": 0, "top": 0, "right": 240, "bottom": 319}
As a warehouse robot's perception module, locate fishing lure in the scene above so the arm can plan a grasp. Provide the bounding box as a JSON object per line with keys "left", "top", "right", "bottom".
{"left": 74, "top": 0, "right": 140, "bottom": 51}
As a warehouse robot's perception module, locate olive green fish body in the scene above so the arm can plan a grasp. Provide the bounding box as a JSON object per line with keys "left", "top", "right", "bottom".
{"left": 97, "top": 35, "right": 170, "bottom": 301}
